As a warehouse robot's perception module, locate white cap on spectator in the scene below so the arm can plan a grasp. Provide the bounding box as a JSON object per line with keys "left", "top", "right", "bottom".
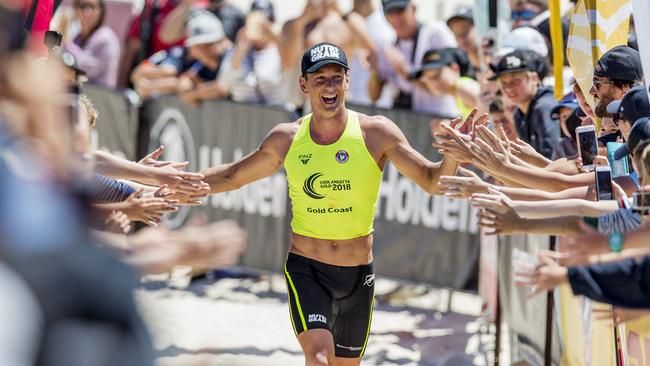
{"left": 185, "top": 11, "right": 225, "bottom": 47}
{"left": 497, "top": 26, "right": 548, "bottom": 58}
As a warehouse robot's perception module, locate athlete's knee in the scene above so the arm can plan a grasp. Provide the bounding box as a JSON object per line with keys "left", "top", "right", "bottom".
{"left": 305, "top": 347, "right": 331, "bottom": 366}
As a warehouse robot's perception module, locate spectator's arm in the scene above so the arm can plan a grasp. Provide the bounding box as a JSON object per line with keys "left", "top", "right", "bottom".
{"left": 368, "top": 71, "right": 386, "bottom": 103}
{"left": 345, "top": 11, "right": 377, "bottom": 54}
{"left": 130, "top": 63, "right": 180, "bottom": 96}
{"left": 179, "top": 80, "right": 229, "bottom": 105}
{"left": 568, "top": 256, "right": 650, "bottom": 309}
{"left": 91, "top": 173, "right": 136, "bottom": 203}
{"left": 117, "top": 38, "right": 142, "bottom": 89}
{"left": 279, "top": 18, "right": 307, "bottom": 70}
{"left": 159, "top": 0, "right": 193, "bottom": 44}
{"left": 491, "top": 162, "right": 594, "bottom": 192}
{"left": 500, "top": 185, "right": 590, "bottom": 201}
{"left": 509, "top": 198, "right": 618, "bottom": 219}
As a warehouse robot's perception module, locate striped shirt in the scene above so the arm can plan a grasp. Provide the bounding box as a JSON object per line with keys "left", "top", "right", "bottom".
{"left": 597, "top": 207, "right": 642, "bottom": 235}
{"left": 90, "top": 173, "right": 135, "bottom": 203}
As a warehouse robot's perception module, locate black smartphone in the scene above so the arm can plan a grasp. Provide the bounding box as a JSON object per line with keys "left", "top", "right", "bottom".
{"left": 632, "top": 191, "right": 650, "bottom": 215}
{"left": 595, "top": 166, "right": 613, "bottom": 201}
{"left": 44, "top": 30, "right": 62, "bottom": 50}
{"left": 576, "top": 125, "right": 598, "bottom": 169}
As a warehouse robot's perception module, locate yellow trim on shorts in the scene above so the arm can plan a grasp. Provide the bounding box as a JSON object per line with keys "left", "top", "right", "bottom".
{"left": 360, "top": 287, "right": 375, "bottom": 358}
{"left": 283, "top": 274, "right": 299, "bottom": 337}
{"left": 284, "top": 265, "right": 308, "bottom": 333}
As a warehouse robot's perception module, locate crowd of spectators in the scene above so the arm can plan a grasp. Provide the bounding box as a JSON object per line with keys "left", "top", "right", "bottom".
{"left": 5, "top": 0, "right": 650, "bottom": 363}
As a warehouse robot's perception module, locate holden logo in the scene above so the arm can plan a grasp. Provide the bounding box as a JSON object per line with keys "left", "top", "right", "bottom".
{"left": 505, "top": 56, "right": 522, "bottom": 68}
{"left": 303, "top": 173, "right": 325, "bottom": 199}
{"left": 335, "top": 150, "right": 349, "bottom": 164}
{"left": 150, "top": 107, "right": 196, "bottom": 228}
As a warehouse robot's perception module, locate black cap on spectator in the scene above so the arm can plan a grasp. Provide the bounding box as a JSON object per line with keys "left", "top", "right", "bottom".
{"left": 447, "top": 6, "right": 474, "bottom": 26}
{"left": 382, "top": 0, "right": 411, "bottom": 12}
{"left": 301, "top": 43, "right": 348, "bottom": 75}
{"left": 489, "top": 49, "right": 539, "bottom": 80}
{"left": 251, "top": 0, "right": 275, "bottom": 23}
{"left": 615, "top": 117, "right": 650, "bottom": 160}
{"left": 411, "top": 48, "right": 470, "bottom": 79}
{"left": 607, "top": 85, "right": 650, "bottom": 124}
{"left": 593, "top": 45, "right": 643, "bottom": 83}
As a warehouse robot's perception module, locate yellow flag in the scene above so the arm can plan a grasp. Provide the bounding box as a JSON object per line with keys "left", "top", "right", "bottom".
{"left": 567, "top": 0, "right": 631, "bottom": 128}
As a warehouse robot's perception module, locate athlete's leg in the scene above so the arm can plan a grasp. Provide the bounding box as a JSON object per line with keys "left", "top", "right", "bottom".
{"left": 298, "top": 328, "right": 336, "bottom": 366}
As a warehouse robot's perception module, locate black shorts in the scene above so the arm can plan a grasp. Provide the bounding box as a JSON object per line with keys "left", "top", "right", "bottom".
{"left": 283, "top": 252, "right": 375, "bottom": 358}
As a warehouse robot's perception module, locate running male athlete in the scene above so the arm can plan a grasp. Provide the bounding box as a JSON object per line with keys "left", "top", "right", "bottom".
{"left": 201, "top": 42, "right": 477, "bottom": 366}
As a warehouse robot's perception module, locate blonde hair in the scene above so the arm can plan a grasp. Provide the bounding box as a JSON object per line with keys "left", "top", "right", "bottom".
{"left": 633, "top": 141, "right": 650, "bottom": 185}
{"left": 78, "top": 94, "right": 97, "bottom": 128}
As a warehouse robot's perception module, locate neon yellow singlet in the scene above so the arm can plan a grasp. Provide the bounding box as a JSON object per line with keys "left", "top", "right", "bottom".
{"left": 284, "top": 111, "right": 382, "bottom": 240}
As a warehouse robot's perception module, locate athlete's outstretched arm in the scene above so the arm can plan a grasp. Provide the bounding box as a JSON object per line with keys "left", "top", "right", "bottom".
{"left": 200, "top": 124, "right": 293, "bottom": 194}
{"left": 377, "top": 116, "right": 458, "bottom": 195}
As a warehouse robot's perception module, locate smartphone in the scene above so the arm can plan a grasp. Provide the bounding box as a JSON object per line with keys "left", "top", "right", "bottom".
{"left": 632, "top": 191, "right": 650, "bottom": 215}
{"left": 595, "top": 166, "right": 613, "bottom": 201}
{"left": 607, "top": 142, "right": 629, "bottom": 177}
{"left": 576, "top": 125, "right": 598, "bottom": 170}
{"left": 43, "top": 30, "right": 62, "bottom": 50}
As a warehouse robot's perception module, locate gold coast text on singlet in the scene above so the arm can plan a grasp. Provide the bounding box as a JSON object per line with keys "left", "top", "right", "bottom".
{"left": 284, "top": 111, "right": 382, "bottom": 240}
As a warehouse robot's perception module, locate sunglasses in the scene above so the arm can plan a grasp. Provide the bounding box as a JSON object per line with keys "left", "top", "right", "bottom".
{"left": 511, "top": 9, "right": 537, "bottom": 21}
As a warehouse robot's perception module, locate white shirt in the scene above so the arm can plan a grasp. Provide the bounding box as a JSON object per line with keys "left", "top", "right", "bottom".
{"left": 377, "top": 21, "right": 459, "bottom": 117}
{"left": 348, "top": 9, "right": 397, "bottom": 108}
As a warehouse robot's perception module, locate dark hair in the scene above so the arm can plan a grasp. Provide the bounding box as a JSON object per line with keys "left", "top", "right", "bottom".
{"left": 611, "top": 79, "right": 643, "bottom": 89}
{"left": 74, "top": 0, "right": 105, "bottom": 44}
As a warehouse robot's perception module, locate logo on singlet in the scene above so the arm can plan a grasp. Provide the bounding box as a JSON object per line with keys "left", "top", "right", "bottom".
{"left": 303, "top": 173, "right": 325, "bottom": 199}
{"left": 299, "top": 153, "right": 312, "bottom": 165}
{"left": 335, "top": 150, "right": 349, "bottom": 164}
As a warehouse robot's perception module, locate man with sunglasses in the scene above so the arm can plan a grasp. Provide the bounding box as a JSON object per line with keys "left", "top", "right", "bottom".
{"left": 590, "top": 46, "right": 643, "bottom": 120}
{"left": 510, "top": 0, "right": 546, "bottom": 29}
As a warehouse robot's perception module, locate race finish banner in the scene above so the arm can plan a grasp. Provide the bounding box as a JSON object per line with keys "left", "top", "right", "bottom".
{"left": 140, "top": 97, "right": 479, "bottom": 288}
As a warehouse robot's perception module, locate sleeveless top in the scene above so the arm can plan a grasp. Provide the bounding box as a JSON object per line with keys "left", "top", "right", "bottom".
{"left": 284, "top": 111, "right": 382, "bottom": 240}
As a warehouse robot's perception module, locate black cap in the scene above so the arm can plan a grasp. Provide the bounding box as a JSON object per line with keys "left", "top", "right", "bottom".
{"left": 251, "top": 0, "right": 275, "bottom": 22}
{"left": 447, "top": 6, "right": 474, "bottom": 25}
{"left": 382, "top": 0, "right": 411, "bottom": 12}
{"left": 606, "top": 85, "right": 650, "bottom": 123}
{"left": 615, "top": 117, "right": 650, "bottom": 160}
{"left": 411, "top": 48, "right": 463, "bottom": 79}
{"left": 576, "top": 106, "right": 587, "bottom": 118}
{"left": 594, "top": 45, "right": 643, "bottom": 83}
{"left": 301, "top": 42, "right": 348, "bottom": 75}
{"left": 489, "top": 49, "right": 539, "bottom": 80}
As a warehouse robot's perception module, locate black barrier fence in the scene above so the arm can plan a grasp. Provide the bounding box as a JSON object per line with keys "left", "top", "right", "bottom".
{"left": 85, "top": 87, "right": 480, "bottom": 288}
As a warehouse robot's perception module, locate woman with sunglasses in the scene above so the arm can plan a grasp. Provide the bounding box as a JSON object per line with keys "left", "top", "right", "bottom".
{"left": 64, "top": 0, "right": 120, "bottom": 88}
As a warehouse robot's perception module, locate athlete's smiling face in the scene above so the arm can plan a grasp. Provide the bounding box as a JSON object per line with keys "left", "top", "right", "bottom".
{"left": 300, "top": 64, "right": 349, "bottom": 114}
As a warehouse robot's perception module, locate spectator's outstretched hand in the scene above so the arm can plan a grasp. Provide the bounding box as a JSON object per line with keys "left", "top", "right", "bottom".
{"left": 593, "top": 306, "right": 650, "bottom": 325}
{"left": 515, "top": 250, "right": 568, "bottom": 299}
{"left": 139, "top": 145, "right": 190, "bottom": 169}
{"left": 104, "top": 210, "right": 132, "bottom": 234}
{"left": 123, "top": 189, "right": 178, "bottom": 226}
{"left": 471, "top": 125, "right": 512, "bottom": 174}
{"left": 471, "top": 187, "right": 521, "bottom": 235}
{"left": 438, "top": 167, "right": 490, "bottom": 199}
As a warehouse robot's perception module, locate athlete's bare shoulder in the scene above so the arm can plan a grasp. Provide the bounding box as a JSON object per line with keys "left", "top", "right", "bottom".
{"left": 260, "top": 118, "right": 303, "bottom": 159}
{"left": 356, "top": 112, "right": 404, "bottom": 145}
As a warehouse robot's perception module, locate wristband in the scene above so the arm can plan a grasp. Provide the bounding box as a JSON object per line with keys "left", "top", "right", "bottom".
{"left": 608, "top": 231, "right": 624, "bottom": 253}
